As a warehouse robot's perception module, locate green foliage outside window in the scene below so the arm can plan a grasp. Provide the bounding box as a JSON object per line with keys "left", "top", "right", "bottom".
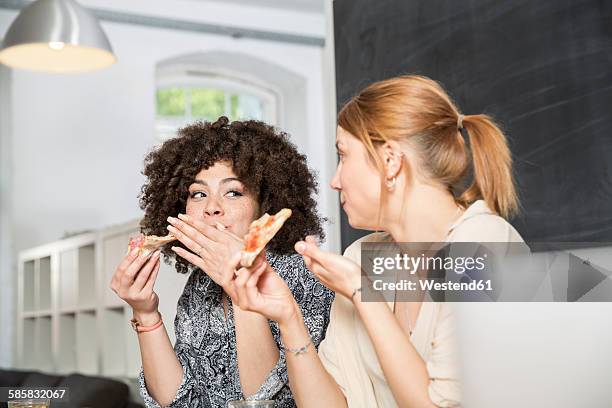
{"left": 191, "top": 88, "right": 225, "bottom": 120}
{"left": 156, "top": 86, "right": 265, "bottom": 122}
{"left": 156, "top": 88, "right": 185, "bottom": 117}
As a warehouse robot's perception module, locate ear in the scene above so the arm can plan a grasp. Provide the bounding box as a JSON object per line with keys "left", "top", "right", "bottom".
{"left": 381, "top": 141, "right": 403, "bottom": 179}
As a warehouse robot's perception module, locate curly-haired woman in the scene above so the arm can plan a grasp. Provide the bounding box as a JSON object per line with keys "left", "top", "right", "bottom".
{"left": 109, "top": 117, "right": 334, "bottom": 408}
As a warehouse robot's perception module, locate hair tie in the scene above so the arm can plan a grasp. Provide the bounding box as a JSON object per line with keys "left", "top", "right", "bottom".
{"left": 457, "top": 114, "right": 465, "bottom": 130}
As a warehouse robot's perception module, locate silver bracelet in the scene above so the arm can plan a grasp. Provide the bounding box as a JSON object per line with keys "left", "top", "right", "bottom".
{"left": 281, "top": 338, "right": 312, "bottom": 356}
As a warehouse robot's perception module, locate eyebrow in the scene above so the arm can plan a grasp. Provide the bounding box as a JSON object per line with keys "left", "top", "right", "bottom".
{"left": 190, "top": 177, "right": 241, "bottom": 187}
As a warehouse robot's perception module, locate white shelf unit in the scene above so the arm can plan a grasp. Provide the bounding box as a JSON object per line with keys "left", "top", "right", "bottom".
{"left": 17, "top": 220, "right": 142, "bottom": 379}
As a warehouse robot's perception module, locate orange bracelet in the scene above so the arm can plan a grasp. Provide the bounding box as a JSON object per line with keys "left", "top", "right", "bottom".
{"left": 130, "top": 313, "right": 163, "bottom": 333}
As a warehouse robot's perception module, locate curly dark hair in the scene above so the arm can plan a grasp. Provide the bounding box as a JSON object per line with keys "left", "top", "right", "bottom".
{"left": 138, "top": 116, "right": 325, "bottom": 274}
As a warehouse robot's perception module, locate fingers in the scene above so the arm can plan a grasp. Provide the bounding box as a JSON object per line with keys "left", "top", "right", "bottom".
{"left": 119, "top": 250, "right": 158, "bottom": 288}
{"left": 220, "top": 251, "right": 243, "bottom": 288}
{"left": 234, "top": 261, "right": 266, "bottom": 310}
{"left": 171, "top": 246, "right": 207, "bottom": 270}
{"left": 214, "top": 222, "right": 244, "bottom": 244}
{"left": 295, "top": 239, "right": 318, "bottom": 272}
{"left": 142, "top": 256, "right": 161, "bottom": 294}
{"left": 218, "top": 252, "right": 242, "bottom": 297}
{"left": 110, "top": 247, "right": 141, "bottom": 291}
{"left": 233, "top": 266, "right": 251, "bottom": 309}
{"left": 248, "top": 250, "right": 266, "bottom": 271}
{"left": 305, "top": 235, "right": 317, "bottom": 245}
{"left": 244, "top": 267, "right": 264, "bottom": 307}
{"left": 118, "top": 247, "right": 140, "bottom": 272}
{"left": 132, "top": 250, "right": 161, "bottom": 292}
{"left": 167, "top": 219, "right": 215, "bottom": 258}
{"left": 227, "top": 251, "right": 243, "bottom": 272}
{"left": 295, "top": 237, "right": 328, "bottom": 267}
{"left": 252, "top": 259, "right": 270, "bottom": 281}
{"left": 294, "top": 239, "right": 335, "bottom": 285}
{"left": 173, "top": 213, "right": 226, "bottom": 243}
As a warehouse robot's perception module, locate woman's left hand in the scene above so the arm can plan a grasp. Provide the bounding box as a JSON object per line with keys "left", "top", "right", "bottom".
{"left": 167, "top": 213, "right": 243, "bottom": 294}
{"left": 295, "top": 236, "right": 361, "bottom": 300}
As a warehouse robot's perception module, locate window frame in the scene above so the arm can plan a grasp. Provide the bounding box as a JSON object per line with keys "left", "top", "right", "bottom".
{"left": 155, "top": 71, "right": 280, "bottom": 141}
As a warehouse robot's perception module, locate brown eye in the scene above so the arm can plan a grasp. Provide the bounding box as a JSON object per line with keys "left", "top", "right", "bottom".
{"left": 190, "top": 191, "right": 206, "bottom": 199}
{"left": 226, "top": 190, "right": 243, "bottom": 198}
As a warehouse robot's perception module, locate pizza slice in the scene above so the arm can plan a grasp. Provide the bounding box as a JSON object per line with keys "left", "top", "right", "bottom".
{"left": 241, "top": 208, "right": 292, "bottom": 267}
{"left": 127, "top": 233, "right": 176, "bottom": 257}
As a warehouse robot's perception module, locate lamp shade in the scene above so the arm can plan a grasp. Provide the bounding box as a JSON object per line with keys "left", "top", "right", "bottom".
{"left": 0, "top": 0, "right": 116, "bottom": 73}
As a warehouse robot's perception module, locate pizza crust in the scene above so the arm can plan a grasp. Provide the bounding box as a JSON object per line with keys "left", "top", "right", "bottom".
{"left": 240, "top": 208, "right": 292, "bottom": 267}
{"left": 127, "top": 233, "right": 176, "bottom": 257}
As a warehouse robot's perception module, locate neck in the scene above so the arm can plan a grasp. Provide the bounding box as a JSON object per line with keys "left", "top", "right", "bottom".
{"left": 383, "top": 184, "right": 464, "bottom": 243}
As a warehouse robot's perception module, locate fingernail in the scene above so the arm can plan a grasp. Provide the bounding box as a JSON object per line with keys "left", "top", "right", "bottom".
{"left": 178, "top": 213, "right": 189, "bottom": 221}
{"left": 167, "top": 225, "right": 176, "bottom": 232}
{"left": 167, "top": 216, "right": 176, "bottom": 224}
{"left": 215, "top": 222, "right": 226, "bottom": 231}
{"left": 295, "top": 242, "right": 306, "bottom": 254}
{"left": 171, "top": 246, "right": 178, "bottom": 251}
{"left": 130, "top": 248, "right": 139, "bottom": 257}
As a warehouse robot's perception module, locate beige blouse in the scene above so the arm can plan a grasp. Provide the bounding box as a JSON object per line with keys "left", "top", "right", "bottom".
{"left": 318, "top": 200, "right": 524, "bottom": 407}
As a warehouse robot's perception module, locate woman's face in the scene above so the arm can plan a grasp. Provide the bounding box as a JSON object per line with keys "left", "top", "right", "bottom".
{"left": 185, "top": 162, "right": 259, "bottom": 237}
{"left": 330, "top": 126, "right": 383, "bottom": 230}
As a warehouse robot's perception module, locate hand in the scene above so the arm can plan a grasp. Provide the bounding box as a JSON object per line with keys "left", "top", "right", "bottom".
{"left": 167, "top": 213, "right": 242, "bottom": 294}
{"left": 224, "top": 251, "right": 299, "bottom": 325}
{"left": 295, "top": 236, "right": 361, "bottom": 300}
{"left": 110, "top": 248, "right": 161, "bottom": 318}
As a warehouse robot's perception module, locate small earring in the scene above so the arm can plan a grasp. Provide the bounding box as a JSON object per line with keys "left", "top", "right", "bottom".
{"left": 386, "top": 177, "right": 397, "bottom": 190}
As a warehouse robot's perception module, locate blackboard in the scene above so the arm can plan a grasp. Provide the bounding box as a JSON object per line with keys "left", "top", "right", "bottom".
{"left": 334, "top": 0, "right": 612, "bottom": 251}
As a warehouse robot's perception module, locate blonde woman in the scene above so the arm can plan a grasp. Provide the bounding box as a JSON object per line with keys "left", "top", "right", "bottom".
{"left": 223, "top": 75, "right": 525, "bottom": 407}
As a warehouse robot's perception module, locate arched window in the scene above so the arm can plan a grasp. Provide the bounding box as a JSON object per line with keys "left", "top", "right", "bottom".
{"left": 155, "top": 64, "right": 279, "bottom": 141}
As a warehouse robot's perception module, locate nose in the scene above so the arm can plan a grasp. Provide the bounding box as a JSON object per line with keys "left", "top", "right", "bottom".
{"left": 330, "top": 162, "right": 342, "bottom": 192}
{"left": 204, "top": 196, "right": 224, "bottom": 217}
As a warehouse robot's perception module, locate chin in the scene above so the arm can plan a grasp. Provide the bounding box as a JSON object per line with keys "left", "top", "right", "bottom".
{"left": 346, "top": 214, "right": 379, "bottom": 231}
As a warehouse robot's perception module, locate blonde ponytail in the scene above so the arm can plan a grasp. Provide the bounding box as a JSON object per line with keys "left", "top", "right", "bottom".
{"left": 338, "top": 75, "right": 520, "bottom": 220}
{"left": 459, "top": 115, "right": 518, "bottom": 218}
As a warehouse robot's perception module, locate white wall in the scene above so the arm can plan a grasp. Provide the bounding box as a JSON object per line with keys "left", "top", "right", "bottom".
{"left": 0, "top": 63, "right": 13, "bottom": 368}
{"left": 0, "top": 1, "right": 340, "bottom": 368}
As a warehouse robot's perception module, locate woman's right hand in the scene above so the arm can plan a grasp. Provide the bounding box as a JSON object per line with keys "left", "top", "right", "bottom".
{"left": 224, "top": 251, "right": 299, "bottom": 325}
{"left": 110, "top": 248, "right": 162, "bottom": 321}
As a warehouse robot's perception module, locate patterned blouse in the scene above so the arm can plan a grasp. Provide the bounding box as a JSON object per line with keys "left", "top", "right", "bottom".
{"left": 139, "top": 252, "right": 334, "bottom": 407}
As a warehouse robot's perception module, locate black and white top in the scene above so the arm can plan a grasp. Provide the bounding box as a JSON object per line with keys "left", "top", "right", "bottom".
{"left": 139, "top": 252, "right": 334, "bottom": 408}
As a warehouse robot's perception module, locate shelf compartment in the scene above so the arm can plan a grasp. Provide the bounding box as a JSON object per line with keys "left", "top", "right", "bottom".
{"left": 36, "top": 316, "right": 53, "bottom": 372}
{"left": 23, "top": 261, "right": 35, "bottom": 312}
{"left": 59, "top": 249, "right": 78, "bottom": 311}
{"left": 102, "top": 307, "right": 125, "bottom": 376}
{"left": 22, "top": 317, "right": 36, "bottom": 369}
{"left": 57, "top": 313, "right": 77, "bottom": 374}
{"left": 76, "top": 310, "right": 99, "bottom": 375}
{"left": 77, "top": 244, "right": 96, "bottom": 309}
{"left": 38, "top": 256, "right": 52, "bottom": 311}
